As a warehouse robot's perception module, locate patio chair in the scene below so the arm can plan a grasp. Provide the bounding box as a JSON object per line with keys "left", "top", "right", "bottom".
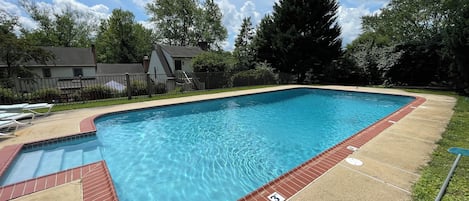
{"left": 0, "top": 120, "right": 20, "bottom": 137}
{"left": 23, "top": 103, "right": 54, "bottom": 116}
{"left": 0, "top": 112, "right": 35, "bottom": 124}
{"left": 0, "top": 104, "right": 29, "bottom": 112}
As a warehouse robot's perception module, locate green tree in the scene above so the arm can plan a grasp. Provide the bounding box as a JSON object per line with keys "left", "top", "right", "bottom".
{"left": 252, "top": 15, "right": 276, "bottom": 65}
{"left": 196, "top": 0, "right": 227, "bottom": 49}
{"left": 95, "top": 9, "right": 153, "bottom": 63}
{"left": 362, "top": 0, "right": 445, "bottom": 44}
{"left": 146, "top": 0, "right": 227, "bottom": 48}
{"left": 233, "top": 17, "right": 255, "bottom": 71}
{"left": 146, "top": 0, "right": 199, "bottom": 46}
{"left": 253, "top": 0, "right": 342, "bottom": 83}
{"left": 0, "top": 12, "right": 53, "bottom": 79}
{"left": 19, "top": 0, "right": 95, "bottom": 47}
{"left": 442, "top": 0, "right": 469, "bottom": 91}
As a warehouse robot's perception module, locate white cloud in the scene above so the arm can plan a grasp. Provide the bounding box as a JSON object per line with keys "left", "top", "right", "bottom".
{"left": 337, "top": 0, "right": 389, "bottom": 45}
{"left": 132, "top": 0, "right": 150, "bottom": 10}
{"left": 216, "top": 0, "right": 262, "bottom": 51}
{"left": 337, "top": 6, "right": 372, "bottom": 45}
{"left": 0, "top": 0, "right": 21, "bottom": 16}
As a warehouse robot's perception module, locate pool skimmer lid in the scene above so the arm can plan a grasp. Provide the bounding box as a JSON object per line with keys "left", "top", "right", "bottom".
{"left": 345, "top": 157, "right": 363, "bottom": 166}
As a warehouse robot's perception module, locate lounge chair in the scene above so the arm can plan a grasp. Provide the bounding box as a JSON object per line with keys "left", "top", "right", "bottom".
{"left": 0, "top": 104, "right": 29, "bottom": 112}
{"left": 0, "top": 120, "right": 20, "bottom": 136}
{"left": 0, "top": 112, "right": 35, "bottom": 124}
{"left": 0, "top": 103, "right": 54, "bottom": 116}
{"left": 23, "top": 103, "right": 54, "bottom": 116}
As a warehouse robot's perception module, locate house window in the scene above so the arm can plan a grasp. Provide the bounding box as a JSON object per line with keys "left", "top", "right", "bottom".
{"left": 175, "top": 60, "right": 182, "bottom": 71}
{"left": 42, "top": 68, "right": 51, "bottom": 78}
{"left": 73, "top": 68, "right": 83, "bottom": 77}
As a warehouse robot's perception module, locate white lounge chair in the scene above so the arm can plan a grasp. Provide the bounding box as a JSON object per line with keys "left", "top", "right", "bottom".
{"left": 23, "top": 103, "right": 54, "bottom": 116}
{"left": 0, "top": 104, "right": 29, "bottom": 112}
{"left": 0, "top": 120, "right": 20, "bottom": 136}
{"left": 0, "top": 112, "right": 35, "bottom": 124}
{"left": 0, "top": 103, "right": 54, "bottom": 116}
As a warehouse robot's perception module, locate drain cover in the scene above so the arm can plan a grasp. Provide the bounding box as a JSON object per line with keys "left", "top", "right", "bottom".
{"left": 345, "top": 157, "right": 363, "bottom": 166}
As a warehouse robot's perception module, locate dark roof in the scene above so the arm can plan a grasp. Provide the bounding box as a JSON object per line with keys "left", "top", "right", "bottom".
{"left": 0, "top": 46, "right": 96, "bottom": 68}
{"left": 159, "top": 45, "right": 204, "bottom": 58}
{"left": 96, "top": 63, "right": 144, "bottom": 75}
{"left": 30, "top": 47, "right": 96, "bottom": 67}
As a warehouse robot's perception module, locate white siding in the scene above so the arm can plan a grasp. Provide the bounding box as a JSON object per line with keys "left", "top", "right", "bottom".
{"left": 180, "top": 58, "right": 193, "bottom": 72}
{"left": 148, "top": 50, "right": 168, "bottom": 83}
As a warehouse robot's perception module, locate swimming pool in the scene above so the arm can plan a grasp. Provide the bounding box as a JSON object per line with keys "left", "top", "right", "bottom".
{"left": 92, "top": 88, "right": 414, "bottom": 200}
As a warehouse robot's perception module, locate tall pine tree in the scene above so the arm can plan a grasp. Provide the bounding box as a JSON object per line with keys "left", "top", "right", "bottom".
{"left": 233, "top": 17, "right": 255, "bottom": 71}
{"left": 254, "top": 0, "right": 342, "bottom": 82}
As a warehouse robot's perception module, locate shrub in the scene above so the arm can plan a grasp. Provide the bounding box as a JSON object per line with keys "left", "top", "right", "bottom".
{"left": 31, "top": 88, "right": 61, "bottom": 103}
{"left": 155, "top": 83, "right": 167, "bottom": 94}
{"left": 81, "top": 85, "right": 115, "bottom": 100}
{"left": 231, "top": 64, "right": 277, "bottom": 87}
{"left": 0, "top": 88, "right": 17, "bottom": 104}
{"left": 130, "top": 80, "right": 147, "bottom": 96}
{"left": 193, "top": 51, "right": 235, "bottom": 72}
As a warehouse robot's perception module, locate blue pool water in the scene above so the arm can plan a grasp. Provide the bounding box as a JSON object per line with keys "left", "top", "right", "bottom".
{"left": 0, "top": 135, "right": 103, "bottom": 186}
{"left": 0, "top": 88, "right": 414, "bottom": 200}
{"left": 95, "top": 88, "right": 413, "bottom": 200}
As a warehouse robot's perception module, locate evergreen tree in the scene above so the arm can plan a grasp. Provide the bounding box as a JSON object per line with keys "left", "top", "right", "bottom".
{"left": 254, "top": 0, "right": 342, "bottom": 83}
{"left": 233, "top": 17, "right": 255, "bottom": 71}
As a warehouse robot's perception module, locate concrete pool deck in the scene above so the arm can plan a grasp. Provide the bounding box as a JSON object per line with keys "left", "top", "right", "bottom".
{"left": 0, "top": 85, "right": 456, "bottom": 201}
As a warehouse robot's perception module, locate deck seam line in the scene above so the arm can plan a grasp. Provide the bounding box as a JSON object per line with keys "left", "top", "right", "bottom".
{"left": 339, "top": 164, "right": 411, "bottom": 194}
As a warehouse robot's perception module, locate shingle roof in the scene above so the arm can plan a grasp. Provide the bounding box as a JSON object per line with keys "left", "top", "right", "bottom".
{"left": 160, "top": 45, "right": 204, "bottom": 58}
{"left": 31, "top": 47, "right": 96, "bottom": 67}
{"left": 96, "top": 63, "right": 144, "bottom": 75}
{"left": 0, "top": 46, "right": 96, "bottom": 68}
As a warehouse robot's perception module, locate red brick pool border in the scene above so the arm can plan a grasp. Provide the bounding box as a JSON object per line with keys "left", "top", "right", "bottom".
{"left": 0, "top": 90, "right": 426, "bottom": 201}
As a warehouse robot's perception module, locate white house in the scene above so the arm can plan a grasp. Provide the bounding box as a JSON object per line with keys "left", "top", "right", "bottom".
{"left": 147, "top": 44, "right": 205, "bottom": 84}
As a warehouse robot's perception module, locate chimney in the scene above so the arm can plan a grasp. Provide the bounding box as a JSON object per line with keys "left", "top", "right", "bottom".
{"left": 91, "top": 44, "right": 97, "bottom": 65}
{"left": 143, "top": 55, "right": 150, "bottom": 73}
{"left": 197, "top": 41, "right": 209, "bottom": 51}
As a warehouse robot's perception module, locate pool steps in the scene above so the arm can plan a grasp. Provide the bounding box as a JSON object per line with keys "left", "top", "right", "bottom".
{"left": 0, "top": 141, "right": 103, "bottom": 186}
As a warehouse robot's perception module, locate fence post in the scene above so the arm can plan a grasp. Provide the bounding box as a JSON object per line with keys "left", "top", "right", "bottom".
{"left": 17, "top": 77, "right": 24, "bottom": 103}
{"left": 126, "top": 73, "right": 132, "bottom": 100}
{"left": 146, "top": 73, "right": 152, "bottom": 98}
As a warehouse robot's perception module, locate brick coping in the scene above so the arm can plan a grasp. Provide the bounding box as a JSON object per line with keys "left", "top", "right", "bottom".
{"left": 0, "top": 87, "right": 426, "bottom": 201}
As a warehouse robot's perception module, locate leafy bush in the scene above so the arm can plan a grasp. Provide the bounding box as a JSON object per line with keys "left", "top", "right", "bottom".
{"left": 130, "top": 80, "right": 147, "bottom": 96}
{"left": 155, "top": 83, "right": 166, "bottom": 94}
{"left": 0, "top": 88, "right": 17, "bottom": 104}
{"left": 81, "top": 85, "right": 115, "bottom": 100}
{"left": 31, "top": 88, "right": 61, "bottom": 103}
{"left": 231, "top": 63, "right": 277, "bottom": 87}
{"left": 193, "top": 51, "right": 235, "bottom": 72}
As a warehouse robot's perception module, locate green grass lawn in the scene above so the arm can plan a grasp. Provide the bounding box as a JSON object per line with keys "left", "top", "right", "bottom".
{"left": 407, "top": 89, "right": 469, "bottom": 200}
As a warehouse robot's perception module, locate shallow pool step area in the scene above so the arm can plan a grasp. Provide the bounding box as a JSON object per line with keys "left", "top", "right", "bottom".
{"left": 0, "top": 139, "right": 103, "bottom": 186}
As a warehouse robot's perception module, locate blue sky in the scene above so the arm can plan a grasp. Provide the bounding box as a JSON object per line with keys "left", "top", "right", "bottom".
{"left": 1, "top": 0, "right": 389, "bottom": 50}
